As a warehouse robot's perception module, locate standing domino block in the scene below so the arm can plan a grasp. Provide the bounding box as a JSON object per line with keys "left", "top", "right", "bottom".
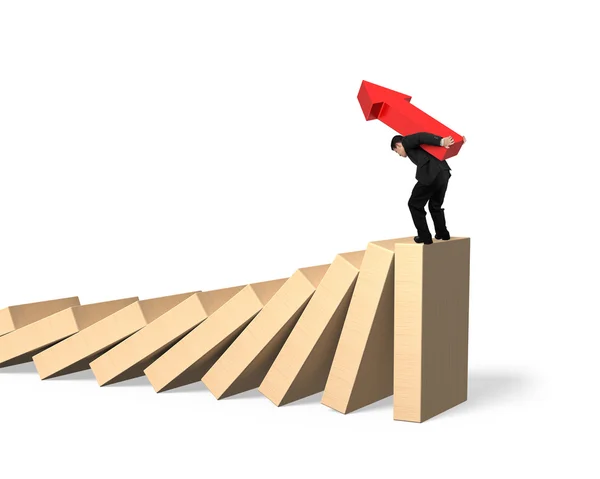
{"left": 202, "top": 264, "right": 330, "bottom": 399}
{"left": 0, "top": 296, "right": 80, "bottom": 337}
{"left": 321, "top": 238, "right": 402, "bottom": 413}
{"left": 89, "top": 286, "right": 244, "bottom": 386}
{"left": 32, "top": 291, "right": 197, "bottom": 379}
{"left": 394, "top": 237, "right": 470, "bottom": 422}
{"left": 0, "top": 297, "right": 138, "bottom": 368}
{"left": 144, "top": 278, "right": 287, "bottom": 393}
{"left": 259, "top": 251, "right": 365, "bottom": 406}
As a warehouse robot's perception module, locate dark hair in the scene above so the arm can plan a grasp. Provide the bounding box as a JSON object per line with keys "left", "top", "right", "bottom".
{"left": 390, "top": 134, "right": 404, "bottom": 151}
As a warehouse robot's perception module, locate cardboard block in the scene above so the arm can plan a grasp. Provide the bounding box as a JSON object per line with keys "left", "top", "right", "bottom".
{"left": 202, "top": 264, "right": 330, "bottom": 399}
{"left": 0, "top": 297, "right": 138, "bottom": 368}
{"left": 394, "top": 237, "right": 470, "bottom": 422}
{"left": 33, "top": 291, "right": 196, "bottom": 379}
{"left": 90, "top": 286, "right": 244, "bottom": 386}
{"left": 0, "top": 296, "right": 80, "bottom": 337}
{"left": 321, "top": 238, "right": 401, "bottom": 413}
{"left": 145, "top": 279, "right": 287, "bottom": 392}
{"left": 259, "top": 251, "right": 365, "bottom": 405}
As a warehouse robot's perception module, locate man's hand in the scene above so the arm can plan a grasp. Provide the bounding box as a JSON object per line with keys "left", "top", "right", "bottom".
{"left": 441, "top": 136, "right": 455, "bottom": 148}
{"left": 463, "top": 135, "right": 467, "bottom": 144}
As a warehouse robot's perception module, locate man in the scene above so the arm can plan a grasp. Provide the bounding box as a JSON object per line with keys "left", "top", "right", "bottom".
{"left": 391, "top": 132, "right": 466, "bottom": 245}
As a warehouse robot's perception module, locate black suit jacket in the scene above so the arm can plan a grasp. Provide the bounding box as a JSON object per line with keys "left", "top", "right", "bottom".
{"left": 402, "top": 132, "right": 452, "bottom": 186}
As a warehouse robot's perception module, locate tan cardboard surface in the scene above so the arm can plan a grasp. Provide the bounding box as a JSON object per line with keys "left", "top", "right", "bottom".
{"left": 90, "top": 286, "right": 244, "bottom": 386}
{"left": 0, "top": 297, "right": 138, "bottom": 368}
{"left": 33, "top": 292, "right": 196, "bottom": 379}
{"left": 0, "top": 296, "right": 80, "bottom": 337}
{"left": 145, "top": 279, "right": 287, "bottom": 392}
{"left": 394, "top": 237, "right": 470, "bottom": 422}
{"left": 202, "top": 264, "right": 330, "bottom": 399}
{"left": 321, "top": 238, "right": 402, "bottom": 413}
{"left": 259, "top": 251, "right": 365, "bottom": 406}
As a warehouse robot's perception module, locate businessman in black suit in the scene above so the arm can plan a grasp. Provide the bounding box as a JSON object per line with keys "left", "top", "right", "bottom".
{"left": 391, "top": 132, "right": 466, "bottom": 244}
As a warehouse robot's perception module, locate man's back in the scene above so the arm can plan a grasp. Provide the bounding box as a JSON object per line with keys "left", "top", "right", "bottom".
{"left": 402, "top": 132, "right": 452, "bottom": 186}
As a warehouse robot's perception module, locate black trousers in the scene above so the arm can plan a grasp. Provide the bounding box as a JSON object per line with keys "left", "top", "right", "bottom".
{"left": 408, "top": 170, "right": 450, "bottom": 240}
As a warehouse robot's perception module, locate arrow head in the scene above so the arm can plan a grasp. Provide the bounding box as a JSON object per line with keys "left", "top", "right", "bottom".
{"left": 357, "top": 80, "right": 412, "bottom": 121}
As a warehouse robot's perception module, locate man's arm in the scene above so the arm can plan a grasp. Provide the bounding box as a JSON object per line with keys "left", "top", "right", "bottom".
{"left": 401, "top": 132, "right": 444, "bottom": 150}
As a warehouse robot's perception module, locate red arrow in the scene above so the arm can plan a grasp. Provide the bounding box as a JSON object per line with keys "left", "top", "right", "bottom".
{"left": 357, "top": 80, "right": 464, "bottom": 161}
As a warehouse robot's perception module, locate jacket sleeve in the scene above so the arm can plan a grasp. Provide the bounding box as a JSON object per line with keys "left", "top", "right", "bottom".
{"left": 401, "top": 132, "right": 444, "bottom": 150}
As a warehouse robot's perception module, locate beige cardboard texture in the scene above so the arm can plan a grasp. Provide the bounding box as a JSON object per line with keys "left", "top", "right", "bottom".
{"left": 145, "top": 279, "right": 287, "bottom": 393}
{"left": 90, "top": 286, "right": 244, "bottom": 386}
{"left": 321, "top": 238, "right": 403, "bottom": 414}
{"left": 32, "top": 292, "right": 196, "bottom": 379}
{"left": 0, "top": 297, "right": 138, "bottom": 368}
{"left": 0, "top": 296, "right": 80, "bottom": 337}
{"left": 394, "top": 237, "right": 470, "bottom": 422}
{"left": 202, "top": 264, "right": 330, "bottom": 399}
{"left": 259, "top": 251, "right": 365, "bottom": 406}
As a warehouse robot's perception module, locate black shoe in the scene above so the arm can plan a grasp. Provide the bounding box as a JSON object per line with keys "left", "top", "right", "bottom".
{"left": 435, "top": 232, "right": 451, "bottom": 240}
{"left": 414, "top": 236, "right": 433, "bottom": 245}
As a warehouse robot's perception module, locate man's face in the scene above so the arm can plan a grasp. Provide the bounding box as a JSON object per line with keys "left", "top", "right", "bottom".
{"left": 394, "top": 143, "right": 407, "bottom": 157}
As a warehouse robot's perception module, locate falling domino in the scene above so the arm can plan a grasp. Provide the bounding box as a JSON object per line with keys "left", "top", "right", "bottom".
{"left": 0, "top": 297, "right": 138, "bottom": 368}
{"left": 202, "top": 264, "right": 330, "bottom": 399}
{"left": 0, "top": 296, "right": 80, "bottom": 337}
{"left": 89, "top": 286, "right": 244, "bottom": 386}
{"left": 321, "top": 238, "right": 404, "bottom": 413}
{"left": 32, "top": 291, "right": 197, "bottom": 379}
{"left": 259, "top": 250, "right": 365, "bottom": 406}
{"left": 144, "top": 278, "right": 287, "bottom": 393}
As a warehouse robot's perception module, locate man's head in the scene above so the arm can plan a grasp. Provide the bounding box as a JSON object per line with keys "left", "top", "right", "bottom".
{"left": 390, "top": 135, "right": 406, "bottom": 157}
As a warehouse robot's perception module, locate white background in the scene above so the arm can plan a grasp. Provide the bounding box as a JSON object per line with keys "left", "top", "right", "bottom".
{"left": 1, "top": 1, "right": 599, "bottom": 477}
